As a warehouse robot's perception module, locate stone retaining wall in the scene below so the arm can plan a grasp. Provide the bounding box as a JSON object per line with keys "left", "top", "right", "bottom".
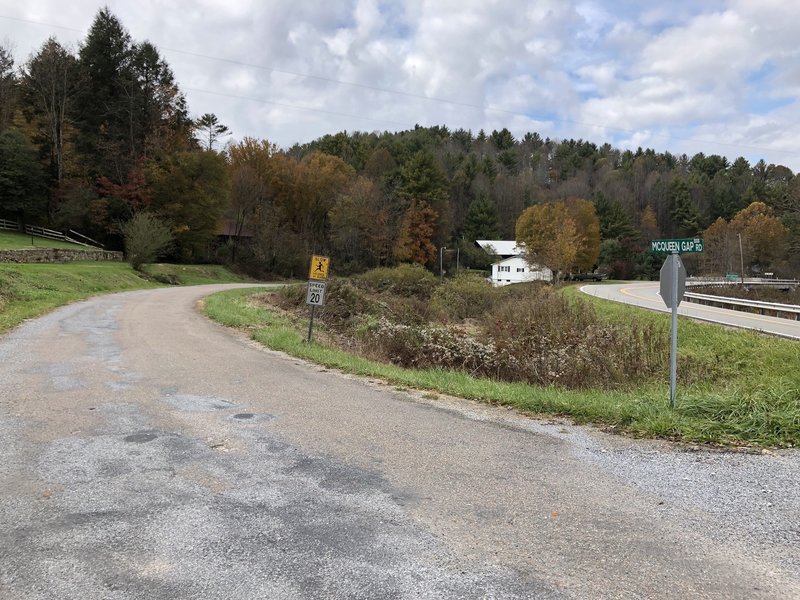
{"left": 0, "top": 248, "right": 124, "bottom": 263}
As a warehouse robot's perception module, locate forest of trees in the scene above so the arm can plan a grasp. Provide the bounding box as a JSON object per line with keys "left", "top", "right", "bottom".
{"left": 1, "top": 9, "right": 798, "bottom": 279}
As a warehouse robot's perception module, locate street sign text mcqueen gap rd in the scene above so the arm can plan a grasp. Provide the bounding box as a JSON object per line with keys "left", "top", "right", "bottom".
{"left": 651, "top": 238, "right": 704, "bottom": 253}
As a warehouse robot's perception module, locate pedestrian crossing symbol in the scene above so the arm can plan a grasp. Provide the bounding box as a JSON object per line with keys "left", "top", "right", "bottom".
{"left": 309, "top": 255, "right": 330, "bottom": 280}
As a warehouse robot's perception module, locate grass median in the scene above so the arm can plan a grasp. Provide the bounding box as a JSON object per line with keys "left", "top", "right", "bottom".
{"left": 204, "top": 286, "right": 800, "bottom": 449}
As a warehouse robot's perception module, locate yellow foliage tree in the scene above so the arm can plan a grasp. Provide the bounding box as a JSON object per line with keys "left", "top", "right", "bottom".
{"left": 515, "top": 202, "right": 579, "bottom": 281}
{"left": 564, "top": 197, "right": 601, "bottom": 271}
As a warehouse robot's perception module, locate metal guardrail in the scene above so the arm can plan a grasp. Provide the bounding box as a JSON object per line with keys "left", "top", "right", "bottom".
{"left": 684, "top": 292, "right": 800, "bottom": 321}
{"left": 687, "top": 277, "right": 798, "bottom": 289}
{"left": 0, "top": 218, "right": 20, "bottom": 231}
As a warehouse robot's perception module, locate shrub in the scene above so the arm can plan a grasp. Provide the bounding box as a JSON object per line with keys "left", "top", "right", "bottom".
{"left": 430, "top": 274, "right": 495, "bottom": 321}
{"left": 380, "top": 296, "right": 433, "bottom": 325}
{"left": 356, "top": 264, "right": 437, "bottom": 299}
{"left": 121, "top": 212, "right": 174, "bottom": 271}
{"left": 275, "top": 282, "right": 307, "bottom": 307}
{"left": 359, "top": 318, "right": 509, "bottom": 375}
{"left": 317, "top": 280, "right": 378, "bottom": 329}
{"left": 484, "top": 288, "right": 666, "bottom": 388}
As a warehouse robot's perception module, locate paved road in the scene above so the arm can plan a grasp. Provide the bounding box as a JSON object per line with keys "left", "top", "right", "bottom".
{"left": 581, "top": 281, "right": 800, "bottom": 340}
{"left": 1, "top": 285, "right": 799, "bottom": 599}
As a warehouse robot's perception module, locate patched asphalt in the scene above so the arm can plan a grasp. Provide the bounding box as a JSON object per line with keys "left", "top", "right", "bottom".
{"left": 1, "top": 284, "right": 798, "bottom": 599}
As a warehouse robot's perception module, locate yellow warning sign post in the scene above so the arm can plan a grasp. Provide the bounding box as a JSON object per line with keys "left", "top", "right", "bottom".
{"left": 309, "top": 255, "right": 330, "bottom": 280}
{"left": 306, "top": 255, "right": 331, "bottom": 342}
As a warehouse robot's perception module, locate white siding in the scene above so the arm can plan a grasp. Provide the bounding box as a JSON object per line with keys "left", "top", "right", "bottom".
{"left": 490, "top": 256, "right": 552, "bottom": 287}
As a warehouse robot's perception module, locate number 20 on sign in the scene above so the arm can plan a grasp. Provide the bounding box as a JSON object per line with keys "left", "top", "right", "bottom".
{"left": 306, "top": 256, "right": 330, "bottom": 342}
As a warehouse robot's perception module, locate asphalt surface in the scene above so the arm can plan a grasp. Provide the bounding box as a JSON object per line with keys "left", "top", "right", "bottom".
{"left": 580, "top": 281, "right": 800, "bottom": 339}
{"left": 1, "top": 284, "right": 799, "bottom": 599}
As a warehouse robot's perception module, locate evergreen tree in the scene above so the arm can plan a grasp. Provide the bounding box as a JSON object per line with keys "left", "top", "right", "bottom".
{"left": 0, "top": 44, "right": 16, "bottom": 133}
{"left": 74, "top": 7, "right": 135, "bottom": 181}
{"left": 194, "top": 113, "right": 231, "bottom": 151}
{"left": 0, "top": 128, "right": 47, "bottom": 223}
{"left": 129, "top": 41, "right": 191, "bottom": 155}
{"left": 21, "top": 38, "right": 77, "bottom": 188}
{"left": 670, "top": 179, "right": 702, "bottom": 236}
{"left": 463, "top": 193, "right": 499, "bottom": 241}
{"left": 594, "top": 192, "right": 637, "bottom": 241}
{"left": 74, "top": 9, "right": 190, "bottom": 182}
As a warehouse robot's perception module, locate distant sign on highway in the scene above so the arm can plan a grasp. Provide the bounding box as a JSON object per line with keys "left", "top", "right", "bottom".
{"left": 651, "top": 238, "right": 704, "bottom": 253}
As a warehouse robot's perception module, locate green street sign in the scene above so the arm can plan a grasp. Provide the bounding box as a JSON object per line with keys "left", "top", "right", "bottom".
{"left": 651, "top": 238, "right": 704, "bottom": 253}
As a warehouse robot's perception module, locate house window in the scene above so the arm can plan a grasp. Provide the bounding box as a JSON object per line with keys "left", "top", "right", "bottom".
{"left": 499, "top": 265, "right": 510, "bottom": 272}
{"left": 517, "top": 267, "right": 525, "bottom": 272}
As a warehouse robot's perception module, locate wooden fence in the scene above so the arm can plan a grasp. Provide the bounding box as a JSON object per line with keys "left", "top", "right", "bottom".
{"left": 24, "top": 225, "right": 95, "bottom": 248}
{"left": 0, "top": 218, "right": 20, "bottom": 231}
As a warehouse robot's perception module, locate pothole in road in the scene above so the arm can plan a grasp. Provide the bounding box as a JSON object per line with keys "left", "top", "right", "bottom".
{"left": 123, "top": 433, "right": 158, "bottom": 444}
{"left": 229, "top": 413, "right": 274, "bottom": 423}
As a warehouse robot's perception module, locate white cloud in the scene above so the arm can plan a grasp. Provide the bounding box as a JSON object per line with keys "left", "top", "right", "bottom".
{"left": 0, "top": 1, "right": 799, "bottom": 169}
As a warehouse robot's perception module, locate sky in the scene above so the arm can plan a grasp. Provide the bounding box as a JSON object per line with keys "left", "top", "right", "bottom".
{"left": 2, "top": 0, "right": 800, "bottom": 170}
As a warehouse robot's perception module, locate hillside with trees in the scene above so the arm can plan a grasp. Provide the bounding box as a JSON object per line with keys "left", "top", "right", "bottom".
{"left": 0, "top": 9, "right": 797, "bottom": 280}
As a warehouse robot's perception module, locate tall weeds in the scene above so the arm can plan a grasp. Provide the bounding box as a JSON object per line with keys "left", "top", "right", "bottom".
{"left": 275, "top": 272, "right": 668, "bottom": 390}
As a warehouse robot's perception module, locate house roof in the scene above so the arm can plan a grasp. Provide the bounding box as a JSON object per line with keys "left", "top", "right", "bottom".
{"left": 475, "top": 240, "right": 525, "bottom": 257}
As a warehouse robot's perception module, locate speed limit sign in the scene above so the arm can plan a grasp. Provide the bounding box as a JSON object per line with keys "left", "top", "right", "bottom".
{"left": 306, "top": 281, "right": 326, "bottom": 306}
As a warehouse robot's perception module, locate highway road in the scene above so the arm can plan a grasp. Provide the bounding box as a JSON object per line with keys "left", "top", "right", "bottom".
{"left": 581, "top": 281, "right": 800, "bottom": 340}
{"left": 1, "top": 285, "right": 799, "bottom": 599}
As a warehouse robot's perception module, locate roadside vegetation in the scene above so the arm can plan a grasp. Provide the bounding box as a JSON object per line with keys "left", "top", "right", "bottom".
{"left": 0, "top": 261, "right": 248, "bottom": 333}
{"left": 204, "top": 267, "right": 800, "bottom": 449}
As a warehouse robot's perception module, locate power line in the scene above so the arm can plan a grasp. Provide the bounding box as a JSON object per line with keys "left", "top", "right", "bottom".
{"left": 1, "top": 13, "right": 798, "bottom": 158}
{"left": 183, "top": 87, "right": 412, "bottom": 129}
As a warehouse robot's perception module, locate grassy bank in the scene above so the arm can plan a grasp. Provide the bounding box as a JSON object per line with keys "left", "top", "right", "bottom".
{"left": 0, "top": 261, "right": 248, "bottom": 333}
{"left": 204, "top": 287, "right": 800, "bottom": 448}
{"left": 0, "top": 230, "right": 88, "bottom": 250}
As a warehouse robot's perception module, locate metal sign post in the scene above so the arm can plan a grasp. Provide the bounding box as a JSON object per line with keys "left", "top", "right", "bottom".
{"left": 659, "top": 253, "right": 686, "bottom": 408}
{"left": 306, "top": 258, "right": 329, "bottom": 343}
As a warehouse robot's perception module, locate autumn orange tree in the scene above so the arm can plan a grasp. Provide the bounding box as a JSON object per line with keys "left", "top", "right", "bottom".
{"left": 702, "top": 201, "right": 788, "bottom": 275}
{"left": 394, "top": 200, "right": 439, "bottom": 267}
{"left": 515, "top": 202, "right": 579, "bottom": 281}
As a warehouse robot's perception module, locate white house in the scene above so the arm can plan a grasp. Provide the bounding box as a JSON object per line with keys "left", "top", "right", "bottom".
{"left": 490, "top": 256, "right": 553, "bottom": 287}
{"left": 476, "top": 240, "right": 553, "bottom": 287}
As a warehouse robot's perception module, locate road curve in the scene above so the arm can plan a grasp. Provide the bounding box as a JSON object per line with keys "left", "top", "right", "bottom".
{"left": 1, "top": 284, "right": 799, "bottom": 599}
{"left": 581, "top": 281, "right": 800, "bottom": 340}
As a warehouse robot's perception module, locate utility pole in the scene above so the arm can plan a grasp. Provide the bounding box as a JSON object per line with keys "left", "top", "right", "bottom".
{"left": 738, "top": 233, "right": 745, "bottom": 286}
{"left": 439, "top": 247, "right": 446, "bottom": 281}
